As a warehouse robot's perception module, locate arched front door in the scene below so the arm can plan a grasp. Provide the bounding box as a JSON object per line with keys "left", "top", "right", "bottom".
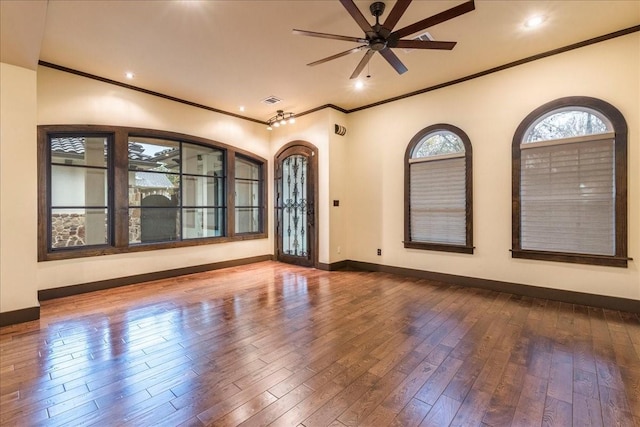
{"left": 275, "top": 142, "right": 318, "bottom": 267}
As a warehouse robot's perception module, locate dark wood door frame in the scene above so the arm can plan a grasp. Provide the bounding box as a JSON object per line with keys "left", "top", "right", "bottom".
{"left": 274, "top": 141, "right": 319, "bottom": 268}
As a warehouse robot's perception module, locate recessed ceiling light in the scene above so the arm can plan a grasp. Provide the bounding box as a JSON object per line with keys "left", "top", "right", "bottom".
{"left": 524, "top": 15, "right": 545, "bottom": 29}
{"left": 355, "top": 81, "right": 364, "bottom": 90}
{"left": 239, "top": 106, "right": 245, "bottom": 112}
{"left": 125, "top": 71, "right": 135, "bottom": 79}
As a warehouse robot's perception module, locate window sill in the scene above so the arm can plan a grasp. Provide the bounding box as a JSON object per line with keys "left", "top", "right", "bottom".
{"left": 40, "top": 233, "right": 268, "bottom": 262}
{"left": 404, "top": 241, "right": 474, "bottom": 254}
{"left": 511, "top": 249, "right": 630, "bottom": 268}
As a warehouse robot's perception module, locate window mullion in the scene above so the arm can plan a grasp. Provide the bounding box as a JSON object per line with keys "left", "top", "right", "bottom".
{"left": 226, "top": 150, "right": 235, "bottom": 237}
{"left": 113, "top": 129, "right": 129, "bottom": 248}
{"left": 178, "top": 141, "right": 184, "bottom": 241}
{"left": 259, "top": 162, "right": 266, "bottom": 234}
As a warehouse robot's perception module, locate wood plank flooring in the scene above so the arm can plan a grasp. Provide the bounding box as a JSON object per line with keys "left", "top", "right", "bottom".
{"left": 1, "top": 261, "right": 638, "bottom": 426}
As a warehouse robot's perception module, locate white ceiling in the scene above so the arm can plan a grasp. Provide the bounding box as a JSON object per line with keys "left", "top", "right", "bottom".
{"left": 2, "top": 1, "right": 639, "bottom": 123}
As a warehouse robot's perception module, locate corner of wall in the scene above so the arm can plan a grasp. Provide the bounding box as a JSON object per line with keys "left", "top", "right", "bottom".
{"left": 0, "top": 62, "right": 40, "bottom": 314}
{"left": 328, "top": 108, "right": 350, "bottom": 264}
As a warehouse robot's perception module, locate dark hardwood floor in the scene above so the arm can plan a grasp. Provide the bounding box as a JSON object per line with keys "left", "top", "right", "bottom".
{"left": 1, "top": 261, "right": 638, "bottom": 426}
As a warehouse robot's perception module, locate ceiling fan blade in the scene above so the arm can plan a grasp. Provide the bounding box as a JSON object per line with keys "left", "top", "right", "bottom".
{"left": 339, "top": 0, "right": 375, "bottom": 37}
{"left": 380, "top": 48, "right": 408, "bottom": 75}
{"left": 350, "top": 50, "right": 375, "bottom": 79}
{"left": 307, "top": 45, "right": 368, "bottom": 67}
{"left": 293, "top": 29, "right": 367, "bottom": 44}
{"left": 394, "top": 40, "right": 457, "bottom": 50}
{"left": 382, "top": 0, "right": 412, "bottom": 32}
{"left": 392, "top": 0, "right": 475, "bottom": 40}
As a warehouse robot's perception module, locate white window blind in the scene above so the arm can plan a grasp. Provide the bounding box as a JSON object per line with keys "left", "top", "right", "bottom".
{"left": 410, "top": 156, "right": 466, "bottom": 245}
{"left": 520, "top": 137, "right": 615, "bottom": 255}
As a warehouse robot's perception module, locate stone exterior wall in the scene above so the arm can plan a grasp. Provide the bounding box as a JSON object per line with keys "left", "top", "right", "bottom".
{"left": 51, "top": 188, "right": 173, "bottom": 247}
{"left": 52, "top": 213, "right": 143, "bottom": 246}
{"left": 51, "top": 213, "right": 86, "bottom": 247}
{"left": 129, "top": 211, "right": 141, "bottom": 243}
{"left": 128, "top": 186, "right": 142, "bottom": 243}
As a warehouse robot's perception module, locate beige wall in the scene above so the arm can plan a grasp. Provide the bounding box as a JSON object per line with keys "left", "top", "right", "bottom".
{"left": 35, "top": 66, "right": 274, "bottom": 291}
{"left": 0, "top": 63, "right": 39, "bottom": 312}
{"left": 345, "top": 33, "right": 639, "bottom": 301}
{"left": 1, "top": 32, "right": 638, "bottom": 316}
{"left": 38, "top": 67, "right": 269, "bottom": 157}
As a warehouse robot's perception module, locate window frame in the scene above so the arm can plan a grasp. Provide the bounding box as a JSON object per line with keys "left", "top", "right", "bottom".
{"left": 404, "top": 123, "right": 474, "bottom": 254}
{"left": 511, "top": 96, "right": 628, "bottom": 267}
{"left": 234, "top": 155, "right": 265, "bottom": 235}
{"left": 38, "top": 125, "right": 267, "bottom": 261}
{"left": 47, "top": 132, "right": 114, "bottom": 251}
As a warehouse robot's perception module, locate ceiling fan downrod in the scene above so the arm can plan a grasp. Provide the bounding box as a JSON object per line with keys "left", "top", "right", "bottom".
{"left": 369, "top": 1, "right": 388, "bottom": 51}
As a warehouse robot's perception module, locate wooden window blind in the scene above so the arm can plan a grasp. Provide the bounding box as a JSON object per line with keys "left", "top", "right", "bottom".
{"left": 409, "top": 155, "right": 466, "bottom": 245}
{"left": 520, "top": 134, "right": 615, "bottom": 255}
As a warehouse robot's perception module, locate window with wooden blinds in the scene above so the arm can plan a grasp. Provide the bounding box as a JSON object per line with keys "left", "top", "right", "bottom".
{"left": 512, "top": 97, "right": 628, "bottom": 267}
{"left": 405, "top": 124, "right": 473, "bottom": 254}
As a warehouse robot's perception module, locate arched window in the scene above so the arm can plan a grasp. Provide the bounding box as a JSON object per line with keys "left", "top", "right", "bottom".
{"left": 512, "top": 97, "right": 628, "bottom": 267}
{"left": 405, "top": 124, "right": 473, "bottom": 253}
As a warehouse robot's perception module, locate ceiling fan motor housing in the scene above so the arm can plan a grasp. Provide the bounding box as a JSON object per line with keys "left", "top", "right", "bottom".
{"left": 370, "top": 38, "right": 387, "bottom": 51}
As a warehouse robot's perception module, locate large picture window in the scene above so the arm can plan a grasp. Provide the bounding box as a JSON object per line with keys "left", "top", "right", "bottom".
{"left": 512, "top": 97, "right": 628, "bottom": 267}
{"left": 404, "top": 124, "right": 473, "bottom": 254}
{"left": 38, "top": 125, "right": 267, "bottom": 261}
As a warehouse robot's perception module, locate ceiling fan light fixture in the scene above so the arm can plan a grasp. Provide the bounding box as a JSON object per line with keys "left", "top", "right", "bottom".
{"left": 524, "top": 15, "right": 546, "bottom": 28}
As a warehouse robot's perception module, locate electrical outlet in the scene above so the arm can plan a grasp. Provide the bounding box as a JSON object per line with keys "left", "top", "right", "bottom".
{"left": 377, "top": 248, "right": 382, "bottom": 256}
{"left": 337, "top": 246, "right": 341, "bottom": 254}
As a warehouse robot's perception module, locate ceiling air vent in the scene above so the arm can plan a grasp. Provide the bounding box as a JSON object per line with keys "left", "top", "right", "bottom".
{"left": 261, "top": 96, "right": 282, "bottom": 105}
{"left": 402, "top": 32, "right": 434, "bottom": 53}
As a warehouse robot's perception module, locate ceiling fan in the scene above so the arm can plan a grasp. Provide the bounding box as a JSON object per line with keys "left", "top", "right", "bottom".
{"left": 293, "top": 0, "right": 475, "bottom": 79}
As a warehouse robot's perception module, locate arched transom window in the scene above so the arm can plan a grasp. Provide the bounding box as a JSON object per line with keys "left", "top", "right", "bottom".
{"left": 525, "top": 107, "right": 611, "bottom": 142}
{"left": 512, "top": 97, "right": 628, "bottom": 267}
{"left": 405, "top": 124, "right": 473, "bottom": 254}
